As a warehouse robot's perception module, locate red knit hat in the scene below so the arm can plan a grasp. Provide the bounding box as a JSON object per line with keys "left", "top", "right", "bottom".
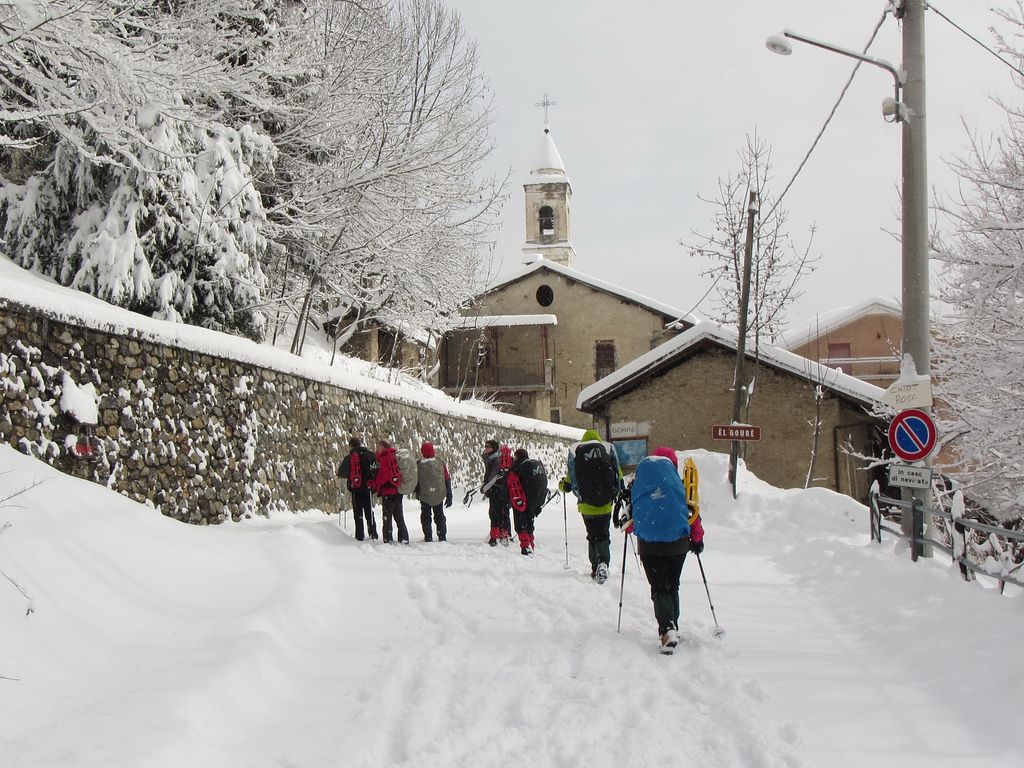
{"left": 421, "top": 441, "right": 436, "bottom": 458}
{"left": 650, "top": 446, "right": 679, "bottom": 468}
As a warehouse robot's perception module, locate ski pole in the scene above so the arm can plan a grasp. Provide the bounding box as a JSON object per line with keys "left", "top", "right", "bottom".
{"left": 696, "top": 553, "right": 725, "bottom": 639}
{"left": 562, "top": 491, "right": 570, "bottom": 570}
{"left": 627, "top": 530, "right": 641, "bottom": 573}
{"left": 616, "top": 530, "right": 629, "bottom": 633}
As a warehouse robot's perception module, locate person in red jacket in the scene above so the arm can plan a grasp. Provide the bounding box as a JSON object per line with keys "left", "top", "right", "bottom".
{"left": 370, "top": 438, "right": 409, "bottom": 545}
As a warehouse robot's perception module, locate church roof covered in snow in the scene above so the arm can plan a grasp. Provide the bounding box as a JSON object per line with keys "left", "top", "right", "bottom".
{"left": 577, "top": 320, "right": 886, "bottom": 411}
{"left": 483, "top": 257, "right": 700, "bottom": 328}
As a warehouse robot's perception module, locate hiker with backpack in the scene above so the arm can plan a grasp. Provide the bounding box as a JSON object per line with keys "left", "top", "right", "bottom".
{"left": 337, "top": 437, "right": 380, "bottom": 541}
{"left": 617, "top": 446, "right": 705, "bottom": 654}
{"left": 559, "top": 429, "right": 623, "bottom": 583}
{"left": 415, "top": 441, "right": 452, "bottom": 542}
{"left": 369, "top": 438, "right": 410, "bottom": 545}
{"left": 510, "top": 448, "right": 548, "bottom": 556}
{"left": 480, "top": 439, "right": 512, "bottom": 546}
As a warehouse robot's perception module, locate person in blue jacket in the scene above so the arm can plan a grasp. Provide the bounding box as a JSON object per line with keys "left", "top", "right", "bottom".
{"left": 623, "top": 446, "right": 704, "bottom": 654}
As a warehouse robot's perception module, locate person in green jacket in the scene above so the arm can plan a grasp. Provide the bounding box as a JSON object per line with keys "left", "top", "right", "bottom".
{"left": 560, "top": 429, "right": 624, "bottom": 584}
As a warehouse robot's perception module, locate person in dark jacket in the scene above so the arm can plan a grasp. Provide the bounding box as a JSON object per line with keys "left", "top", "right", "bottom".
{"left": 370, "top": 438, "right": 409, "bottom": 545}
{"left": 416, "top": 441, "right": 452, "bottom": 542}
{"left": 480, "top": 439, "right": 511, "bottom": 546}
{"left": 511, "top": 448, "right": 541, "bottom": 556}
{"left": 337, "top": 437, "right": 379, "bottom": 541}
{"left": 622, "top": 446, "right": 705, "bottom": 654}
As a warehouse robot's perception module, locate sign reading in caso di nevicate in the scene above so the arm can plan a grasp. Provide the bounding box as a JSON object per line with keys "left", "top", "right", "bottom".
{"left": 887, "top": 408, "right": 937, "bottom": 462}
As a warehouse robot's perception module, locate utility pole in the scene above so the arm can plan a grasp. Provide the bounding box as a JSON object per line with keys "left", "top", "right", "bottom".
{"left": 729, "top": 190, "right": 758, "bottom": 498}
{"left": 900, "top": 0, "right": 932, "bottom": 552}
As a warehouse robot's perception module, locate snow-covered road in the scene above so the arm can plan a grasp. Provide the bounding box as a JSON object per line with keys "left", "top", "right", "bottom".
{"left": 1, "top": 446, "right": 1021, "bottom": 767}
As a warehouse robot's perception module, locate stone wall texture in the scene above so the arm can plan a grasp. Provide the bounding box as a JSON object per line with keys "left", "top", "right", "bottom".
{"left": 0, "top": 299, "right": 579, "bottom": 524}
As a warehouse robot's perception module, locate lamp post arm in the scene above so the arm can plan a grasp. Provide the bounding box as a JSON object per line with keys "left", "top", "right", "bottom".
{"left": 782, "top": 28, "right": 905, "bottom": 87}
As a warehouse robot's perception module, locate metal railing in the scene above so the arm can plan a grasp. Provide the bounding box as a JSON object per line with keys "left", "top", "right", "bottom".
{"left": 869, "top": 484, "right": 1024, "bottom": 592}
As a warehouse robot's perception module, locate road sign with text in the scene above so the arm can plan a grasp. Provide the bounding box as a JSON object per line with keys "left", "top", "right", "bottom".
{"left": 888, "top": 463, "right": 932, "bottom": 489}
{"left": 712, "top": 424, "right": 762, "bottom": 441}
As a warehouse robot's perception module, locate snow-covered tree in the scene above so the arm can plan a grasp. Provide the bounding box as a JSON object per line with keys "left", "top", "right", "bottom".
{"left": 931, "top": 6, "right": 1024, "bottom": 520}
{"left": 262, "top": 0, "right": 505, "bottom": 356}
{"left": 686, "top": 132, "right": 817, "bottom": 430}
{"left": 0, "top": 1, "right": 278, "bottom": 338}
{"left": 687, "top": 133, "right": 818, "bottom": 346}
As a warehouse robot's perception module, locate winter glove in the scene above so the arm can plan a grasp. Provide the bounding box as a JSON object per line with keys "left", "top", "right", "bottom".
{"left": 689, "top": 539, "right": 704, "bottom": 555}
{"left": 445, "top": 496, "right": 453, "bottom": 508}
{"left": 558, "top": 477, "right": 572, "bottom": 493}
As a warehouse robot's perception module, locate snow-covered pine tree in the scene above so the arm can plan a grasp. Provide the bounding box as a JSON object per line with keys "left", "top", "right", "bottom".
{"left": 0, "top": 1, "right": 276, "bottom": 339}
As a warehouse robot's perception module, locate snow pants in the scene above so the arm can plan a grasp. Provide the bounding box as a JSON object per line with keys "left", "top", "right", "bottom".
{"left": 419, "top": 502, "right": 447, "bottom": 542}
{"left": 487, "top": 495, "right": 511, "bottom": 542}
{"left": 514, "top": 507, "right": 538, "bottom": 550}
{"left": 640, "top": 552, "right": 688, "bottom": 635}
{"left": 381, "top": 494, "right": 409, "bottom": 544}
{"left": 582, "top": 513, "right": 612, "bottom": 575}
{"left": 351, "top": 488, "right": 377, "bottom": 541}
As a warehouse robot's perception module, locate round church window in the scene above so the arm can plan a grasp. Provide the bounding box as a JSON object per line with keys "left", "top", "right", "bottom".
{"left": 536, "top": 284, "right": 554, "bottom": 307}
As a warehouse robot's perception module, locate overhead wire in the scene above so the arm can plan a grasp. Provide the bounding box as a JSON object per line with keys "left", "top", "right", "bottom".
{"left": 763, "top": 9, "right": 892, "bottom": 223}
{"left": 928, "top": 3, "right": 1024, "bottom": 80}
{"left": 675, "top": 6, "right": 892, "bottom": 325}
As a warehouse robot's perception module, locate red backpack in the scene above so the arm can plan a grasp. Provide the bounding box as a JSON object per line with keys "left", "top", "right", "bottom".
{"left": 501, "top": 445, "right": 527, "bottom": 513}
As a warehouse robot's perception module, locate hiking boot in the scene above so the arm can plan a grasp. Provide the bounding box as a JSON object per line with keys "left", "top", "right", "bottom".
{"left": 423, "top": 536, "right": 433, "bottom": 543}
{"left": 594, "top": 563, "right": 609, "bottom": 585}
{"left": 658, "top": 636, "right": 675, "bottom": 655}
{"left": 488, "top": 538, "right": 497, "bottom": 547}
{"left": 521, "top": 546, "right": 533, "bottom": 556}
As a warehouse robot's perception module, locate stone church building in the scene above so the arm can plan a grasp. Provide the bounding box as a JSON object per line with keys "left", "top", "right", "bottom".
{"left": 438, "top": 128, "right": 696, "bottom": 429}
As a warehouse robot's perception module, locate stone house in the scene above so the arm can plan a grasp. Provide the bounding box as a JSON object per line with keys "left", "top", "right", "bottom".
{"left": 781, "top": 297, "right": 902, "bottom": 388}
{"left": 576, "top": 321, "right": 888, "bottom": 501}
{"left": 438, "top": 127, "right": 695, "bottom": 428}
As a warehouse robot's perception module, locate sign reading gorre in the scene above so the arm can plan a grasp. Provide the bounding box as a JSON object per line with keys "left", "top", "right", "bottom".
{"left": 711, "top": 424, "right": 762, "bottom": 441}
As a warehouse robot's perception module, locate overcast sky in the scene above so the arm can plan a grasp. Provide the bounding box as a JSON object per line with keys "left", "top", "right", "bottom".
{"left": 445, "top": 0, "right": 1020, "bottom": 336}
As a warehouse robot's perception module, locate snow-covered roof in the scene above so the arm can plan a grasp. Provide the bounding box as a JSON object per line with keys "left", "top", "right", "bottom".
{"left": 781, "top": 296, "right": 902, "bottom": 350}
{"left": 456, "top": 314, "right": 557, "bottom": 328}
{"left": 577, "top": 319, "right": 886, "bottom": 411}
{"left": 483, "top": 257, "right": 700, "bottom": 327}
{"left": 530, "top": 128, "right": 566, "bottom": 178}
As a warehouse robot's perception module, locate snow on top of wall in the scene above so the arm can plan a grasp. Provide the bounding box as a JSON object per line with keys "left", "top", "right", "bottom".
{"left": 457, "top": 314, "right": 557, "bottom": 328}
{"left": 578, "top": 319, "right": 886, "bottom": 410}
{"left": 0, "top": 256, "right": 581, "bottom": 440}
{"left": 780, "top": 296, "right": 902, "bottom": 350}
{"left": 485, "top": 257, "right": 700, "bottom": 328}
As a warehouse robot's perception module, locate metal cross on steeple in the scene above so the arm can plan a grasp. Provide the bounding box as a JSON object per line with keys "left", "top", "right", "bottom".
{"left": 535, "top": 93, "right": 557, "bottom": 126}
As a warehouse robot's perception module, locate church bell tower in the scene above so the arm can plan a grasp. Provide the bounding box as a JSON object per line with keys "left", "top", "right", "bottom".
{"left": 522, "top": 119, "right": 575, "bottom": 268}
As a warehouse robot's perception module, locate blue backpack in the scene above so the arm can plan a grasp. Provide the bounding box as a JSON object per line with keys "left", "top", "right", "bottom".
{"left": 630, "top": 456, "right": 689, "bottom": 543}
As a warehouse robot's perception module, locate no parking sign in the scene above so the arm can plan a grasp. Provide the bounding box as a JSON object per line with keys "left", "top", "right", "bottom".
{"left": 887, "top": 408, "right": 937, "bottom": 462}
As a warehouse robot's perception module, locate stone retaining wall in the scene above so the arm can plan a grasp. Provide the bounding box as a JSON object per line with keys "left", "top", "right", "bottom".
{"left": 0, "top": 300, "right": 579, "bottom": 524}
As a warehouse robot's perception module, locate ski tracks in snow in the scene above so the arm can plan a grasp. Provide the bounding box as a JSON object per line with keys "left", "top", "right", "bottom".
{"left": 334, "top": 522, "right": 803, "bottom": 768}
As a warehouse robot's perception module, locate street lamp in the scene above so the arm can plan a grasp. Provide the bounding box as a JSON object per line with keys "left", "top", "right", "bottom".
{"left": 766, "top": 1, "right": 932, "bottom": 547}
{"left": 765, "top": 30, "right": 906, "bottom": 121}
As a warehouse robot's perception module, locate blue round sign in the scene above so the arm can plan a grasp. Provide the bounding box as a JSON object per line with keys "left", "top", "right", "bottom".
{"left": 887, "top": 408, "right": 937, "bottom": 462}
